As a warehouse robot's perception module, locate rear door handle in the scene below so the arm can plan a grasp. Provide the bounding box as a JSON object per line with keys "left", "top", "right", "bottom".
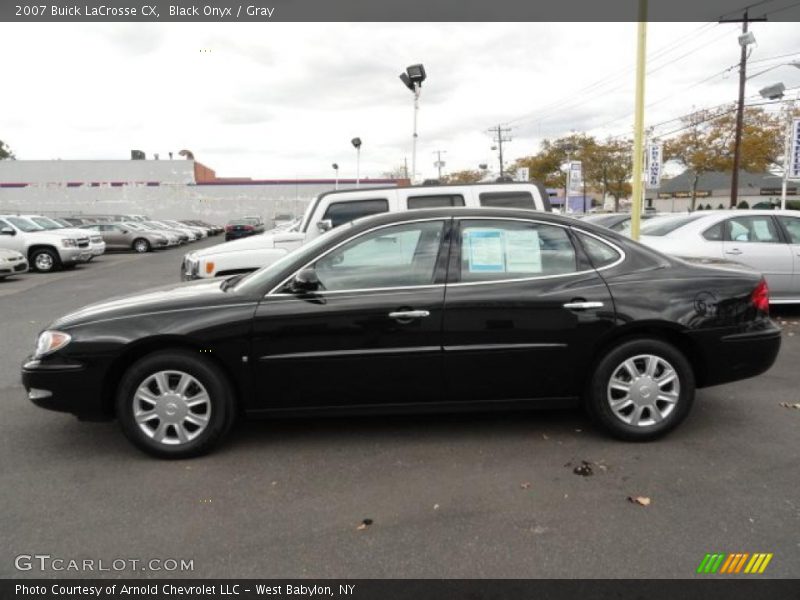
{"left": 388, "top": 310, "right": 430, "bottom": 319}
{"left": 725, "top": 249, "right": 742, "bottom": 255}
{"left": 563, "top": 301, "right": 604, "bottom": 310}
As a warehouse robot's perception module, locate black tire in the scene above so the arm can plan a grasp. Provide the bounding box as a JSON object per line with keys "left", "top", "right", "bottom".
{"left": 586, "top": 338, "right": 695, "bottom": 441}
{"left": 132, "top": 238, "right": 151, "bottom": 253}
{"left": 29, "top": 247, "right": 61, "bottom": 273}
{"left": 116, "top": 350, "right": 236, "bottom": 458}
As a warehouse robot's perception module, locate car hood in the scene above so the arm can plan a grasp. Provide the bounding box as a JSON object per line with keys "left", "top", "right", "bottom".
{"left": 0, "top": 248, "right": 24, "bottom": 259}
{"left": 50, "top": 278, "right": 250, "bottom": 329}
{"left": 194, "top": 231, "right": 305, "bottom": 258}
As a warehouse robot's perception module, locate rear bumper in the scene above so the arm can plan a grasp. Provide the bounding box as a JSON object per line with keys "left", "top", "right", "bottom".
{"left": 21, "top": 355, "right": 111, "bottom": 420}
{"left": 692, "top": 321, "right": 782, "bottom": 387}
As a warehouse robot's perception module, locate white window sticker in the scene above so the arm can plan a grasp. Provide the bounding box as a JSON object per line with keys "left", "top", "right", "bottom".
{"left": 752, "top": 220, "right": 773, "bottom": 241}
{"left": 505, "top": 229, "right": 541, "bottom": 273}
{"left": 465, "top": 229, "right": 505, "bottom": 272}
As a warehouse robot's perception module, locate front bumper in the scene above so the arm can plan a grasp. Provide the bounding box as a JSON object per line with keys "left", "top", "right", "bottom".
{"left": 0, "top": 259, "right": 28, "bottom": 276}
{"left": 90, "top": 241, "right": 106, "bottom": 256}
{"left": 60, "top": 247, "right": 93, "bottom": 264}
{"left": 21, "top": 355, "right": 111, "bottom": 420}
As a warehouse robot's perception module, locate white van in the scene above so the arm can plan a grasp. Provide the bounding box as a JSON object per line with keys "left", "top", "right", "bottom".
{"left": 182, "top": 182, "right": 551, "bottom": 280}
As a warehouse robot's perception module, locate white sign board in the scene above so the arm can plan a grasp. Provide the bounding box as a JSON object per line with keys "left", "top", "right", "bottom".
{"left": 568, "top": 161, "right": 583, "bottom": 194}
{"left": 516, "top": 167, "right": 530, "bottom": 182}
{"left": 646, "top": 143, "right": 663, "bottom": 189}
{"left": 790, "top": 118, "right": 800, "bottom": 181}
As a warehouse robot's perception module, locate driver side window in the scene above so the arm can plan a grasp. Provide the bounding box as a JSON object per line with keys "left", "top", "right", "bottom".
{"left": 314, "top": 221, "right": 445, "bottom": 291}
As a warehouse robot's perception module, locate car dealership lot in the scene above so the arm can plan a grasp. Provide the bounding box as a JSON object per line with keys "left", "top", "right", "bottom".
{"left": 0, "top": 237, "right": 798, "bottom": 578}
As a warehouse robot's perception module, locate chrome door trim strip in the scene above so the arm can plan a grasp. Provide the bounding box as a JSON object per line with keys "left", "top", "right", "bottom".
{"left": 443, "top": 343, "right": 567, "bottom": 352}
{"left": 259, "top": 346, "right": 442, "bottom": 361}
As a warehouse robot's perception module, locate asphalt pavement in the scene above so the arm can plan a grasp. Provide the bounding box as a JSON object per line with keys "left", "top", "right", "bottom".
{"left": 0, "top": 239, "right": 798, "bottom": 579}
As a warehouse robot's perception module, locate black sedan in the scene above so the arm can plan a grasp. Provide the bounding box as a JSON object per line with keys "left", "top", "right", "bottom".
{"left": 22, "top": 208, "right": 781, "bottom": 458}
{"left": 224, "top": 217, "right": 263, "bottom": 241}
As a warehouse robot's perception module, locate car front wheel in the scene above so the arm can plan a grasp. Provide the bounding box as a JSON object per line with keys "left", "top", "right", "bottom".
{"left": 30, "top": 248, "right": 60, "bottom": 273}
{"left": 132, "top": 238, "right": 151, "bottom": 253}
{"left": 116, "top": 350, "right": 235, "bottom": 458}
{"left": 586, "top": 338, "right": 694, "bottom": 441}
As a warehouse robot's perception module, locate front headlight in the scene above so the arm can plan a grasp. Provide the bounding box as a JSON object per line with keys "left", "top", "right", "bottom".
{"left": 35, "top": 330, "right": 72, "bottom": 358}
{"left": 61, "top": 239, "right": 77, "bottom": 248}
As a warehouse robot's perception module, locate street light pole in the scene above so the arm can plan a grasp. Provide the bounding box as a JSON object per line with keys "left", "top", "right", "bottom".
{"left": 629, "top": 0, "right": 648, "bottom": 241}
{"left": 412, "top": 82, "right": 420, "bottom": 184}
{"left": 350, "top": 138, "right": 362, "bottom": 189}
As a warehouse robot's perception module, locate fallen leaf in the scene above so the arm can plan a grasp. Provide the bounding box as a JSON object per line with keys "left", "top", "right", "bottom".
{"left": 356, "top": 518, "right": 373, "bottom": 530}
{"left": 628, "top": 496, "right": 651, "bottom": 507}
{"left": 433, "top": 504, "right": 440, "bottom": 510}
{"left": 542, "top": 434, "right": 549, "bottom": 440}
{"left": 779, "top": 402, "right": 800, "bottom": 409}
{"left": 520, "top": 482, "right": 531, "bottom": 489}
{"left": 573, "top": 461, "right": 594, "bottom": 477}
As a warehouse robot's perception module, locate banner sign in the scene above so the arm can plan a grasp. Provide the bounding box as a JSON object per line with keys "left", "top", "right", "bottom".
{"left": 645, "top": 143, "right": 663, "bottom": 189}
{"left": 516, "top": 166, "right": 529, "bottom": 182}
{"left": 789, "top": 118, "right": 800, "bottom": 181}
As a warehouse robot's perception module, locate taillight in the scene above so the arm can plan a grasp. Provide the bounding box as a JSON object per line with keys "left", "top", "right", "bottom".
{"left": 243, "top": 225, "right": 254, "bottom": 231}
{"left": 225, "top": 225, "right": 233, "bottom": 232}
{"left": 751, "top": 278, "right": 769, "bottom": 314}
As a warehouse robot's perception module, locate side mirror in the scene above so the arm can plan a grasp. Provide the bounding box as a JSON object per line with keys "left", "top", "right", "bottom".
{"left": 289, "top": 268, "right": 321, "bottom": 293}
{"left": 0, "top": 227, "right": 15, "bottom": 236}
{"left": 121, "top": 229, "right": 129, "bottom": 234}
{"left": 316, "top": 219, "right": 333, "bottom": 232}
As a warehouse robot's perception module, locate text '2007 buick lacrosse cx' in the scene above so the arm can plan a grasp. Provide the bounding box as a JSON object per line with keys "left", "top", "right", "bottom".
{"left": 22, "top": 208, "right": 781, "bottom": 458}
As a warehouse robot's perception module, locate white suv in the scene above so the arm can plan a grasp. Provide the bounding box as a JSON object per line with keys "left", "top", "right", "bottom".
{"left": 0, "top": 215, "right": 93, "bottom": 272}
{"left": 182, "top": 182, "right": 551, "bottom": 280}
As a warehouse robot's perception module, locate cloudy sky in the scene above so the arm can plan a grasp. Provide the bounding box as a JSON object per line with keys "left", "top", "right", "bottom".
{"left": 1, "top": 21, "right": 798, "bottom": 181}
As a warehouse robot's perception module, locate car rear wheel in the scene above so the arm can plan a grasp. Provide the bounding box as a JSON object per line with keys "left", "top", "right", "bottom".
{"left": 586, "top": 338, "right": 694, "bottom": 441}
{"left": 30, "top": 248, "right": 60, "bottom": 273}
{"left": 132, "top": 238, "right": 151, "bottom": 253}
{"left": 116, "top": 350, "right": 235, "bottom": 458}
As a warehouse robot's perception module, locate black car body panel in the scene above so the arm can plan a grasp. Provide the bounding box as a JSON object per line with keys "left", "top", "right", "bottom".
{"left": 22, "top": 208, "right": 781, "bottom": 422}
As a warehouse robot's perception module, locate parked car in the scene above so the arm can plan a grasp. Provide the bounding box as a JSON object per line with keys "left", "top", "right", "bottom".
{"left": 162, "top": 219, "right": 207, "bottom": 239}
{"left": 189, "top": 182, "right": 552, "bottom": 279}
{"left": 62, "top": 216, "right": 98, "bottom": 227}
{"left": 81, "top": 222, "right": 169, "bottom": 253}
{"left": 0, "top": 215, "right": 93, "bottom": 272}
{"left": 0, "top": 248, "right": 28, "bottom": 279}
{"left": 242, "top": 215, "right": 266, "bottom": 233}
{"left": 581, "top": 212, "right": 656, "bottom": 236}
{"left": 224, "top": 218, "right": 262, "bottom": 242}
{"left": 125, "top": 222, "right": 181, "bottom": 247}
{"left": 142, "top": 221, "right": 190, "bottom": 244}
{"left": 25, "top": 215, "right": 106, "bottom": 261}
{"left": 273, "top": 213, "right": 296, "bottom": 228}
{"left": 181, "top": 220, "right": 221, "bottom": 236}
{"left": 639, "top": 209, "right": 800, "bottom": 303}
{"left": 23, "top": 207, "right": 780, "bottom": 457}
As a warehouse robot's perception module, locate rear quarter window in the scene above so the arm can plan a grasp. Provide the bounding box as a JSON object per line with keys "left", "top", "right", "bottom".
{"left": 575, "top": 232, "right": 622, "bottom": 268}
{"left": 407, "top": 194, "right": 465, "bottom": 209}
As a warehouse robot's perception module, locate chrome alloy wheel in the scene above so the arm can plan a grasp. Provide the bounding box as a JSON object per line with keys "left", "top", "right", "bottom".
{"left": 133, "top": 370, "right": 211, "bottom": 445}
{"left": 35, "top": 252, "right": 54, "bottom": 271}
{"left": 606, "top": 354, "right": 680, "bottom": 427}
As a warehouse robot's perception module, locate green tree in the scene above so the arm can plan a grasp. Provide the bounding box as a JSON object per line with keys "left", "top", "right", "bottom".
{"left": 0, "top": 139, "right": 14, "bottom": 160}
{"left": 441, "top": 169, "right": 483, "bottom": 184}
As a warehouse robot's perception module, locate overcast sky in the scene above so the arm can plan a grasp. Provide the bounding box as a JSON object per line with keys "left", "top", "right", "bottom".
{"left": 1, "top": 22, "right": 798, "bottom": 181}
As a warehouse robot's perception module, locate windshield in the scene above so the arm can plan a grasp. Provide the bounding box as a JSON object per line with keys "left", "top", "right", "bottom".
{"left": 123, "top": 222, "right": 142, "bottom": 230}
{"left": 640, "top": 214, "right": 703, "bottom": 237}
{"left": 7, "top": 217, "right": 44, "bottom": 232}
{"left": 30, "top": 216, "right": 62, "bottom": 230}
{"left": 145, "top": 222, "right": 169, "bottom": 230}
{"left": 298, "top": 196, "right": 320, "bottom": 233}
{"left": 233, "top": 223, "right": 350, "bottom": 294}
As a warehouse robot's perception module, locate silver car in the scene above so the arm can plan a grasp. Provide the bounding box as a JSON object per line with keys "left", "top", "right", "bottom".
{"left": 124, "top": 222, "right": 181, "bottom": 247}
{"left": 640, "top": 209, "right": 800, "bottom": 303}
{"left": 81, "top": 223, "right": 169, "bottom": 253}
{"left": 0, "top": 248, "right": 28, "bottom": 279}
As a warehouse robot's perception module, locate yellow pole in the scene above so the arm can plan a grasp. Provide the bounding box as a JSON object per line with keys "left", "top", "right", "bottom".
{"left": 630, "top": 0, "right": 648, "bottom": 241}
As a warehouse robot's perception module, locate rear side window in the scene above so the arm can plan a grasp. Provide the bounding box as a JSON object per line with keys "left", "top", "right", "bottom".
{"left": 407, "top": 194, "right": 465, "bottom": 209}
{"left": 726, "top": 216, "right": 780, "bottom": 243}
{"left": 778, "top": 216, "right": 800, "bottom": 244}
{"left": 458, "top": 220, "right": 576, "bottom": 282}
{"left": 323, "top": 199, "right": 389, "bottom": 228}
{"left": 479, "top": 191, "right": 535, "bottom": 209}
{"left": 702, "top": 222, "right": 723, "bottom": 241}
{"left": 576, "top": 232, "right": 621, "bottom": 268}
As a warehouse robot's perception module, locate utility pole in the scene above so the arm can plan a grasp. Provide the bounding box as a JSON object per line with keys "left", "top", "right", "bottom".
{"left": 629, "top": 0, "right": 648, "bottom": 241}
{"left": 720, "top": 9, "right": 767, "bottom": 207}
{"left": 433, "top": 150, "right": 447, "bottom": 180}
{"left": 488, "top": 126, "right": 512, "bottom": 178}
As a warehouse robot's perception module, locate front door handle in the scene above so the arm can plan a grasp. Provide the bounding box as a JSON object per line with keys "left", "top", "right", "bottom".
{"left": 563, "top": 301, "right": 604, "bottom": 310}
{"left": 725, "top": 249, "right": 742, "bottom": 255}
{"left": 388, "top": 310, "right": 430, "bottom": 320}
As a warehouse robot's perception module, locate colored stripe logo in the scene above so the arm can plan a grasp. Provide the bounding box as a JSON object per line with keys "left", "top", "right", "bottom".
{"left": 697, "top": 553, "right": 773, "bottom": 574}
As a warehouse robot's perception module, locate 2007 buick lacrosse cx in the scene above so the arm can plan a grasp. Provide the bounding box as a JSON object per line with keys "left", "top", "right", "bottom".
{"left": 22, "top": 208, "right": 781, "bottom": 457}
